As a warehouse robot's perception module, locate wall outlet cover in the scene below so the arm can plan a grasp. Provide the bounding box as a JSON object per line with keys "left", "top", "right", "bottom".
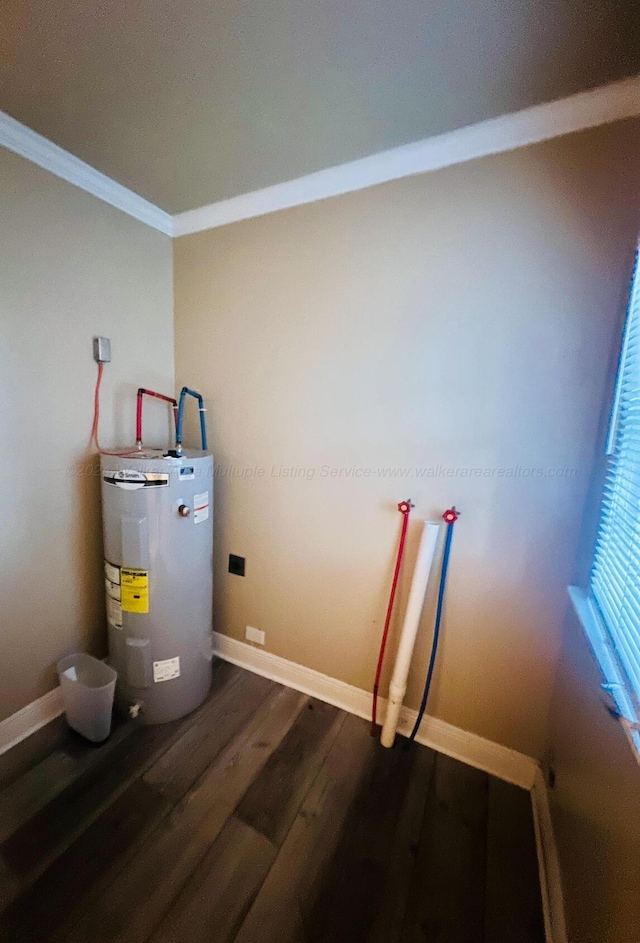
{"left": 229, "top": 554, "right": 245, "bottom": 576}
{"left": 245, "top": 625, "right": 265, "bottom": 645}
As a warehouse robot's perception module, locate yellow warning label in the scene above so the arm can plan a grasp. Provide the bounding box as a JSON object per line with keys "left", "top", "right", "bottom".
{"left": 121, "top": 568, "right": 149, "bottom": 614}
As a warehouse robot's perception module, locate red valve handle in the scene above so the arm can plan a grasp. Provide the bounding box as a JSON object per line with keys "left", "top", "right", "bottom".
{"left": 443, "top": 506, "right": 460, "bottom": 524}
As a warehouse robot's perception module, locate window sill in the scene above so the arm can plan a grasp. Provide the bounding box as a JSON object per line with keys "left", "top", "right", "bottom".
{"left": 568, "top": 586, "right": 640, "bottom": 765}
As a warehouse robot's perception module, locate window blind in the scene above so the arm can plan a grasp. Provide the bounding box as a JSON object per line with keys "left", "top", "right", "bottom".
{"left": 591, "top": 251, "right": 640, "bottom": 716}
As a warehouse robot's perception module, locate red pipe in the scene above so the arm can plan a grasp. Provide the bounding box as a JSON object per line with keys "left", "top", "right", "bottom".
{"left": 371, "top": 499, "right": 413, "bottom": 734}
{"left": 136, "top": 388, "right": 178, "bottom": 448}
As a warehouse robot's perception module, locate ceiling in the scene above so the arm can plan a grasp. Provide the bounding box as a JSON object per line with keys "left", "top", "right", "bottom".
{"left": 1, "top": 0, "right": 638, "bottom": 214}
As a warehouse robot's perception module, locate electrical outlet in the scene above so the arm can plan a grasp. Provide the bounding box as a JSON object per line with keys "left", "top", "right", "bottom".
{"left": 93, "top": 337, "right": 111, "bottom": 363}
{"left": 229, "top": 554, "right": 245, "bottom": 576}
{"left": 245, "top": 626, "right": 265, "bottom": 645}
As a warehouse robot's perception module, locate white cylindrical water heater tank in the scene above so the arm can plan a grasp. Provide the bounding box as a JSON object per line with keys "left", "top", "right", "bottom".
{"left": 100, "top": 449, "right": 213, "bottom": 724}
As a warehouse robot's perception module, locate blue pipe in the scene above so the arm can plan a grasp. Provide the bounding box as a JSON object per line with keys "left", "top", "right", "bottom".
{"left": 408, "top": 513, "right": 456, "bottom": 744}
{"left": 175, "top": 387, "right": 208, "bottom": 453}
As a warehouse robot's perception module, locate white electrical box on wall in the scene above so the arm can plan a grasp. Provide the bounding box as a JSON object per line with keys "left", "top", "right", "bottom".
{"left": 93, "top": 337, "right": 111, "bottom": 362}
{"left": 245, "top": 626, "right": 265, "bottom": 645}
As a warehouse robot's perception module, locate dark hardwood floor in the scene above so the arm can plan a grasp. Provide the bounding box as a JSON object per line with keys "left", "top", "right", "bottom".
{"left": 0, "top": 661, "right": 544, "bottom": 943}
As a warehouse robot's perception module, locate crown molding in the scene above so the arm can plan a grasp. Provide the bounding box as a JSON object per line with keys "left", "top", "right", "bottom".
{"left": 0, "top": 110, "right": 173, "bottom": 236}
{"left": 3, "top": 75, "right": 639, "bottom": 239}
{"left": 174, "top": 74, "right": 640, "bottom": 237}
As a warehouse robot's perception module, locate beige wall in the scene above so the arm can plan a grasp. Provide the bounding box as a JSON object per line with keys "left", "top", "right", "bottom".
{"left": 0, "top": 149, "right": 174, "bottom": 722}
{"left": 174, "top": 118, "right": 640, "bottom": 759}
{"left": 548, "top": 611, "right": 640, "bottom": 943}
{"left": 546, "top": 351, "right": 640, "bottom": 941}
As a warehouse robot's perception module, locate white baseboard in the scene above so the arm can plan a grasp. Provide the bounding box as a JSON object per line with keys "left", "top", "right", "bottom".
{"left": 531, "top": 768, "right": 568, "bottom": 943}
{"left": 0, "top": 686, "right": 63, "bottom": 757}
{"left": 212, "top": 632, "right": 538, "bottom": 790}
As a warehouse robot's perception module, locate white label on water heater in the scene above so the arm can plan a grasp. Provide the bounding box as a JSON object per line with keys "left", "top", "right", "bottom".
{"left": 104, "top": 469, "right": 147, "bottom": 489}
{"left": 105, "top": 561, "right": 120, "bottom": 584}
{"left": 105, "top": 578, "right": 121, "bottom": 601}
{"left": 107, "top": 596, "right": 123, "bottom": 629}
{"left": 153, "top": 657, "right": 181, "bottom": 683}
{"left": 103, "top": 471, "right": 169, "bottom": 489}
{"left": 193, "top": 491, "right": 209, "bottom": 524}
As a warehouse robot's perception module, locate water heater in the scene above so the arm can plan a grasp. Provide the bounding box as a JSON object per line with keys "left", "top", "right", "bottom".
{"left": 100, "top": 449, "right": 213, "bottom": 723}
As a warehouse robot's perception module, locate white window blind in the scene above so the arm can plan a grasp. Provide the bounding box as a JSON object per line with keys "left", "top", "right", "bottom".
{"left": 591, "top": 251, "right": 640, "bottom": 725}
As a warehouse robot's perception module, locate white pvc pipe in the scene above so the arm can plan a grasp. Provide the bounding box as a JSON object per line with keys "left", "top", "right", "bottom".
{"left": 380, "top": 520, "right": 440, "bottom": 748}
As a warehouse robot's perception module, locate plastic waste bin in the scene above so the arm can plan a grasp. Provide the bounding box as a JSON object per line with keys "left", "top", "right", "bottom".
{"left": 57, "top": 653, "right": 117, "bottom": 743}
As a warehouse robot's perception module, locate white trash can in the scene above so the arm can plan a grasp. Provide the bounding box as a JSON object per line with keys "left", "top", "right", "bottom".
{"left": 57, "top": 653, "right": 117, "bottom": 743}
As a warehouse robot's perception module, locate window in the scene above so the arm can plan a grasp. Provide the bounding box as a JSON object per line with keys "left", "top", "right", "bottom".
{"left": 587, "top": 250, "right": 640, "bottom": 753}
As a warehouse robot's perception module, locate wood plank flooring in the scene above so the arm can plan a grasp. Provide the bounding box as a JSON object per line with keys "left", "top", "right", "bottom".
{"left": 0, "top": 662, "right": 544, "bottom": 943}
